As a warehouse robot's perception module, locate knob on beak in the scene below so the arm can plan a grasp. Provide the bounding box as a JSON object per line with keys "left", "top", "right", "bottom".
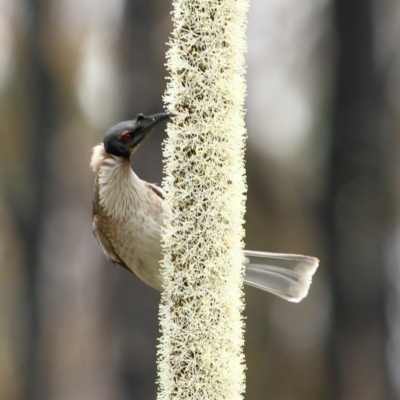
{"left": 136, "top": 112, "right": 174, "bottom": 132}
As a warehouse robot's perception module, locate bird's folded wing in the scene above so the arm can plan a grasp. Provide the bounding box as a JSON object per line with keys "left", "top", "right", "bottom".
{"left": 244, "top": 250, "right": 319, "bottom": 302}
{"left": 145, "top": 182, "right": 166, "bottom": 199}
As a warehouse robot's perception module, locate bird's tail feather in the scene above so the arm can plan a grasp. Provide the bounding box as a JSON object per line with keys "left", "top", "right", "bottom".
{"left": 244, "top": 250, "right": 319, "bottom": 302}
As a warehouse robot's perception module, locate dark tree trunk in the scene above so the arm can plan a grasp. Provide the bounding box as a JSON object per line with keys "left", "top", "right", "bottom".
{"left": 22, "top": 1, "right": 56, "bottom": 398}
{"left": 327, "top": 0, "right": 394, "bottom": 398}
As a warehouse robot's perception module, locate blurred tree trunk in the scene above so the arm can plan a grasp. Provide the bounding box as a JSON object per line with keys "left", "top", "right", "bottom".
{"left": 23, "top": 0, "right": 56, "bottom": 397}
{"left": 20, "top": 1, "right": 123, "bottom": 399}
{"left": 0, "top": 195, "right": 26, "bottom": 400}
{"left": 327, "top": 0, "right": 394, "bottom": 398}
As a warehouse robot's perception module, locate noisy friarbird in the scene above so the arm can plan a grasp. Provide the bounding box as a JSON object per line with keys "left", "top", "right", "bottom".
{"left": 91, "top": 113, "right": 318, "bottom": 302}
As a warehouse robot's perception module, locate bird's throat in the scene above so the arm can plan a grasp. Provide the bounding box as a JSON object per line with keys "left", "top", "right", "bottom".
{"left": 93, "top": 145, "right": 148, "bottom": 220}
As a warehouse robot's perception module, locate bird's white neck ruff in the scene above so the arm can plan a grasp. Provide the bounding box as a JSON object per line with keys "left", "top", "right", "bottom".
{"left": 91, "top": 144, "right": 149, "bottom": 220}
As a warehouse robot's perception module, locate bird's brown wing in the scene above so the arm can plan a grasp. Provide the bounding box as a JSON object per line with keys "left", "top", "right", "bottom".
{"left": 92, "top": 218, "right": 133, "bottom": 274}
{"left": 146, "top": 182, "right": 165, "bottom": 199}
{"left": 92, "top": 180, "right": 133, "bottom": 274}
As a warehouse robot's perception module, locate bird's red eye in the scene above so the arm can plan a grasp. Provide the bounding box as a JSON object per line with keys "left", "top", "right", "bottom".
{"left": 121, "top": 132, "right": 133, "bottom": 142}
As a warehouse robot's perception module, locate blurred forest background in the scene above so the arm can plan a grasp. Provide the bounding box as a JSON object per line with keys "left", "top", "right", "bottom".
{"left": 0, "top": 0, "right": 399, "bottom": 399}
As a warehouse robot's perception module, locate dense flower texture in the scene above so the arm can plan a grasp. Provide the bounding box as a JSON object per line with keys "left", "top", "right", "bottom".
{"left": 158, "top": 0, "right": 248, "bottom": 399}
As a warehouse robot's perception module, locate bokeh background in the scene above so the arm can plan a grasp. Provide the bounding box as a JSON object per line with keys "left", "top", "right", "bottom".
{"left": 0, "top": 0, "right": 399, "bottom": 399}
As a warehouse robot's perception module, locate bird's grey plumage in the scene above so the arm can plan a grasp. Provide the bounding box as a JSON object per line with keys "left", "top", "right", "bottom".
{"left": 244, "top": 251, "right": 318, "bottom": 302}
{"left": 91, "top": 113, "right": 319, "bottom": 302}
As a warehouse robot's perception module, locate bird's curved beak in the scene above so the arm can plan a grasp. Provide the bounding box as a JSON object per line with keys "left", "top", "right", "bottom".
{"left": 139, "top": 112, "right": 174, "bottom": 132}
{"left": 130, "top": 112, "right": 174, "bottom": 152}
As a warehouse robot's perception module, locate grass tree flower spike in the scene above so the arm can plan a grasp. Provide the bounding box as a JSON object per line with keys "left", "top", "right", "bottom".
{"left": 157, "top": 0, "right": 249, "bottom": 399}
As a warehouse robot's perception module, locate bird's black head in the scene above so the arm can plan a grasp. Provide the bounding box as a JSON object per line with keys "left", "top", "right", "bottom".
{"left": 103, "top": 112, "right": 173, "bottom": 158}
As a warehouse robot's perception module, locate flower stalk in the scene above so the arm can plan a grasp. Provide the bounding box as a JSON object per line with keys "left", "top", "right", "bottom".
{"left": 158, "top": 0, "right": 248, "bottom": 398}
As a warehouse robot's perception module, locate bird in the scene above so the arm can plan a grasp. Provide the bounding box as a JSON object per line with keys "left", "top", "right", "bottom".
{"left": 91, "top": 112, "right": 319, "bottom": 302}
